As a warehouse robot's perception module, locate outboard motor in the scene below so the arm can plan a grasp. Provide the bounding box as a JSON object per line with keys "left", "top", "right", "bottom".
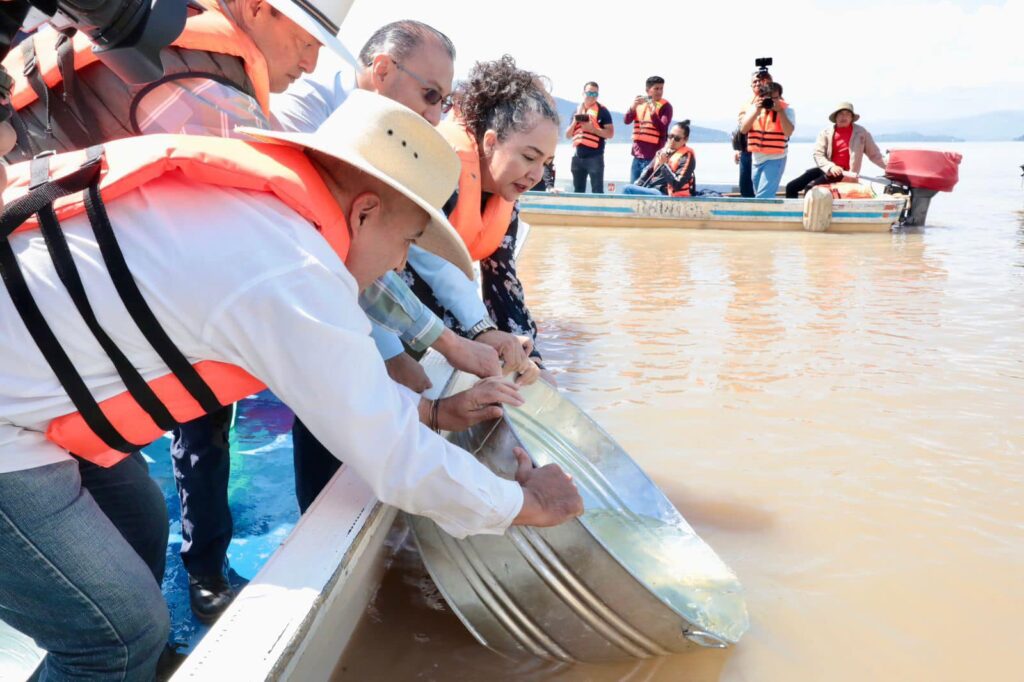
{"left": 883, "top": 150, "right": 962, "bottom": 227}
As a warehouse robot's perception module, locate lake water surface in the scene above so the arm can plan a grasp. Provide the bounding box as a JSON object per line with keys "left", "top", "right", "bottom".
{"left": 336, "top": 142, "right": 1024, "bottom": 680}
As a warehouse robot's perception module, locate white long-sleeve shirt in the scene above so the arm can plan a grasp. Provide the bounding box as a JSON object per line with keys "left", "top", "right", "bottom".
{"left": 0, "top": 176, "right": 523, "bottom": 538}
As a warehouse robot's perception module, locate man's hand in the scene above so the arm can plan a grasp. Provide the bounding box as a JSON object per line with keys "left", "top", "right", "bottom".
{"left": 476, "top": 330, "right": 539, "bottom": 384}
{"left": 385, "top": 353, "right": 432, "bottom": 393}
{"left": 436, "top": 377, "right": 524, "bottom": 431}
{"left": 733, "top": 150, "right": 741, "bottom": 165}
{"left": 511, "top": 448, "right": 583, "bottom": 527}
{"left": 826, "top": 166, "right": 844, "bottom": 180}
{"left": 432, "top": 328, "right": 501, "bottom": 379}
{"left": 580, "top": 120, "right": 599, "bottom": 135}
{"left": 632, "top": 95, "right": 646, "bottom": 110}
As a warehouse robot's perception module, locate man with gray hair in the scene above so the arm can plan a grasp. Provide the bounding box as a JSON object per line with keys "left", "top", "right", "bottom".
{"left": 273, "top": 21, "right": 541, "bottom": 512}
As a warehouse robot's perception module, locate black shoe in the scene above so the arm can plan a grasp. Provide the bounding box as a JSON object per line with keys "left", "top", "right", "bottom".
{"left": 188, "top": 573, "right": 234, "bottom": 624}
{"left": 155, "top": 642, "right": 188, "bottom": 681}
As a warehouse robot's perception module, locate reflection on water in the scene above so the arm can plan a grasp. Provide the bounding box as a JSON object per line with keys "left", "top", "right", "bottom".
{"left": 338, "top": 144, "right": 1024, "bottom": 681}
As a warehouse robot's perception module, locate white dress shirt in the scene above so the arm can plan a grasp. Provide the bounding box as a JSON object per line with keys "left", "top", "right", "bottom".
{"left": 0, "top": 176, "right": 523, "bottom": 538}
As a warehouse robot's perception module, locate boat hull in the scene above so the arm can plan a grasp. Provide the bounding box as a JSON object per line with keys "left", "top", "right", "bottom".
{"left": 519, "top": 191, "right": 906, "bottom": 233}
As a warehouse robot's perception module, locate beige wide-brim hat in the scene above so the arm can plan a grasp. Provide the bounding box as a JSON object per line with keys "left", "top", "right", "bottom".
{"left": 266, "top": 0, "right": 355, "bottom": 63}
{"left": 829, "top": 102, "right": 861, "bottom": 123}
{"left": 237, "top": 89, "right": 472, "bottom": 278}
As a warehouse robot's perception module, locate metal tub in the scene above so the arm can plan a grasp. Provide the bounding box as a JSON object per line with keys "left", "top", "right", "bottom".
{"left": 408, "top": 373, "right": 749, "bottom": 663}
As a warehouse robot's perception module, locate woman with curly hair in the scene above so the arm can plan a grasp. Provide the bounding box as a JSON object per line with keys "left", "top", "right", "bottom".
{"left": 403, "top": 55, "right": 559, "bottom": 381}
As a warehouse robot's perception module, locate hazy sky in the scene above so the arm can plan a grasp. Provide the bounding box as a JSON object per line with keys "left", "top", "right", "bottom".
{"left": 336, "top": 0, "right": 1024, "bottom": 128}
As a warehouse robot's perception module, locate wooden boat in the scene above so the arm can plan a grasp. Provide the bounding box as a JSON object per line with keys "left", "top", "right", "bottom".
{"left": 519, "top": 189, "right": 909, "bottom": 233}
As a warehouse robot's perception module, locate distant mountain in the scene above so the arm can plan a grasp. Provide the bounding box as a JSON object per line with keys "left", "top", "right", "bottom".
{"left": 1016, "top": 134, "right": 1024, "bottom": 142}
{"left": 553, "top": 96, "right": 730, "bottom": 144}
{"left": 870, "top": 110, "right": 1024, "bottom": 141}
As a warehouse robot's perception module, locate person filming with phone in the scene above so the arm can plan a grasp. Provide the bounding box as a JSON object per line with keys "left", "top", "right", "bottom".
{"left": 621, "top": 120, "right": 696, "bottom": 197}
{"left": 565, "top": 81, "right": 614, "bottom": 193}
{"left": 740, "top": 58, "right": 795, "bottom": 198}
{"left": 624, "top": 75, "right": 673, "bottom": 183}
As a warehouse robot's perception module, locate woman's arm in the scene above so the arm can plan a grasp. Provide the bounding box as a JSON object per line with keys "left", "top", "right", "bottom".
{"left": 479, "top": 208, "right": 542, "bottom": 364}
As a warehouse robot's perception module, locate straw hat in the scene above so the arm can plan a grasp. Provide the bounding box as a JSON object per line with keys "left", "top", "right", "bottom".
{"left": 237, "top": 90, "right": 472, "bottom": 278}
{"left": 266, "top": 0, "right": 354, "bottom": 62}
{"left": 829, "top": 102, "right": 860, "bottom": 123}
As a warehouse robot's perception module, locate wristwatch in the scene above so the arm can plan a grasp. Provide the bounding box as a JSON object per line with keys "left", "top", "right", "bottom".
{"left": 467, "top": 318, "right": 498, "bottom": 340}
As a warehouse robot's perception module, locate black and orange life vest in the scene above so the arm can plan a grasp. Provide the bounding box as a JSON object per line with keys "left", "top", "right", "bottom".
{"left": 572, "top": 102, "right": 604, "bottom": 149}
{"left": 2, "top": 0, "right": 270, "bottom": 163}
{"left": 632, "top": 99, "right": 668, "bottom": 146}
{"left": 436, "top": 119, "right": 515, "bottom": 262}
{"left": 667, "top": 146, "right": 696, "bottom": 197}
{"left": 0, "top": 135, "right": 346, "bottom": 466}
{"left": 746, "top": 100, "right": 790, "bottom": 155}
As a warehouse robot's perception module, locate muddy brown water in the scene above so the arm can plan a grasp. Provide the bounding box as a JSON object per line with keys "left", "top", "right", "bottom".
{"left": 335, "top": 144, "right": 1024, "bottom": 681}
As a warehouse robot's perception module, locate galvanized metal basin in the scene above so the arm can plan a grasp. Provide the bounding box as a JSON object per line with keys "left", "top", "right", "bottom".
{"left": 408, "top": 373, "right": 750, "bottom": 663}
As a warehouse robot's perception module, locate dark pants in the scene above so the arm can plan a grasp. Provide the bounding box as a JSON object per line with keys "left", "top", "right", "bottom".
{"left": 739, "top": 151, "right": 754, "bottom": 198}
{"left": 786, "top": 167, "right": 829, "bottom": 198}
{"left": 170, "top": 406, "right": 233, "bottom": 577}
{"left": 571, "top": 154, "right": 605, "bottom": 193}
{"left": 292, "top": 417, "right": 341, "bottom": 514}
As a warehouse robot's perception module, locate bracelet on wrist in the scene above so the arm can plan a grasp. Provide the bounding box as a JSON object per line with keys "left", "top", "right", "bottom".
{"left": 429, "top": 398, "right": 441, "bottom": 433}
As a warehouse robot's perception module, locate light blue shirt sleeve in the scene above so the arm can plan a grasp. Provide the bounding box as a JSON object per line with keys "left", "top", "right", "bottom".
{"left": 406, "top": 246, "right": 489, "bottom": 329}
{"left": 359, "top": 270, "right": 445, "bottom": 353}
{"left": 370, "top": 323, "right": 406, "bottom": 361}
{"left": 270, "top": 50, "right": 353, "bottom": 134}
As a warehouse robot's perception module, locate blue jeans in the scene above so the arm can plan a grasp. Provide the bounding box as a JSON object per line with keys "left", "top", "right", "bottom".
{"left": 738, "top": 151, "right": 754, "bottom": 197}
{"left": 752, "top": 156, "right": 788, "bottom": 198}
{"left": 171, "top": 406, "right": 233, "bottom": 577}
{"left": 630, "top": 156, "right": 651, "bottom": 183}
{"left": 622, "top": 184, "right": 663, "bottom": 196}
{"left": 0, "top": 457, "right": 170, "bottom": 680}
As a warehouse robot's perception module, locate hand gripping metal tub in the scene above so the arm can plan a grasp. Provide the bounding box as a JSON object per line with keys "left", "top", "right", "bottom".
{"left": 408, "top": 372, "right": 750, "bottom": 663}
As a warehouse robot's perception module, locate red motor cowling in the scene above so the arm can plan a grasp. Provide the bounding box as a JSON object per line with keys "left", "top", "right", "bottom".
{"left": 885, "top": 150, "right": 962, "bottom": 192}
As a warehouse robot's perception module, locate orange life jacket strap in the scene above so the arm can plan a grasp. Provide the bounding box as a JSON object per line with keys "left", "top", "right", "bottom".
{"left": 436, "top": 120, "right": 515, "bottom": 261}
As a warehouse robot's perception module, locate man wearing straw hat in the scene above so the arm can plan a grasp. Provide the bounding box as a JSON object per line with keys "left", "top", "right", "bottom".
{"left": 785, "top": 101, "right": 887, "bottom": 198}
{"left": 0, "top": 90, "right": 584, "bottom": 680}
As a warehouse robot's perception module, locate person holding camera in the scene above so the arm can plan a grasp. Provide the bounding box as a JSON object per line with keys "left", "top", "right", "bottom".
{"left": 785, "top": 102, "right": 886, "bottom": 198}
{"left": 621, "top": 120, "right": 696, "bottom": 197}
{"left": 740, "top": 72, "right": 795, "bottom": 198}
{"left": 565, "top": 81, "right": 614, "bottom": 193}
{"left": 624, "top": 75, "right": 673, "bottom": 183}
{"left": 733, "top": 69, "right": 773, "bottom": 197}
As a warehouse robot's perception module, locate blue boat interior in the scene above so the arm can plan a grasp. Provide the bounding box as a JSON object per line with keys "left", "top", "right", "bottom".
{"left": 146, "top": 390, "right": 299, "bottom": 651}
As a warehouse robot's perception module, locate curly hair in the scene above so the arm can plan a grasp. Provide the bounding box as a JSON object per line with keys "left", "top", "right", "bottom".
{"left": 454, "top": 55, "right": 559, "bottom": 144}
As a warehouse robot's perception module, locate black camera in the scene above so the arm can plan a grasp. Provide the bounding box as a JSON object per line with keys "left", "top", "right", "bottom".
{"left": 754, "top": 57, "right": 774, "bottom": 109}
{"left": 0, "top": 0, "right": 187, "bottom": 84}
{"left": 755, "top": 57, "right": 773, "bottom": 73}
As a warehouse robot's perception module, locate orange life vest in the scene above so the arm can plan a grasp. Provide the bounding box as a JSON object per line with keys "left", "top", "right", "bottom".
{"left": 572, "top": 102, "right": 604, "bottom": 149}
{"left": 632, "top": 99, "right": 668, "bottom": 146}
{"left": 746, "top": 100, "right": 790, "bottom": 155}
{"left": 436, "top": 119, "right": 515, "bottom": 262}
{"left": 667, "top": 146, "right": 696, "bottom": 197}
{"left": 1, "top": 135, "right": 347, "bottom": 466}
{"left": 3, "top": 1, "right": 270, "bottom": 161}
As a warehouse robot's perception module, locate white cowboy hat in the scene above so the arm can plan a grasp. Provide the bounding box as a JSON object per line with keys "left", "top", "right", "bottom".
{"left": 829, "top": 102, "right": 861, "bottom": 123}
{"left": 237, "top": 89, "right": 471, "bottom": 278}
{"left": 266, "top": 0, "right": 356, "bottom": 64}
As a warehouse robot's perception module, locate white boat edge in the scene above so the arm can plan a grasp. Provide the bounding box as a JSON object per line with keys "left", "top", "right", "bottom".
{"left": 171, "top": 351, "right": 456, "bottom": 681}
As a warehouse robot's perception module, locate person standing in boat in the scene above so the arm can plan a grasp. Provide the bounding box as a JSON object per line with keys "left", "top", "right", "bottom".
{"left": 566, "top": 81, "right": 614, "bottom": 193}
{"left": 403, "top": 56, "right": 559, "bottom": 386}
{"left": 0, "top": 3, "right": 509, "bottom": 626}
{"left": 0, "top": 93, "right": 584, "bottom": 681}
{"left": 621, "top": 120, "right": 697, "bottom": 197}
{"left": 741, "top": 80, "right": 795, "bottom": 198}
{"left": 734, "top": 70, "right": 773, "bottom": 198}
{"left": 624, "top": 76, "right": 673, "bottom": 183}
{"left": 785, "top": 102, "right": 886, "bottom": 198}
{"left": 273, "top": 23, "right": 544, "bottom": 512}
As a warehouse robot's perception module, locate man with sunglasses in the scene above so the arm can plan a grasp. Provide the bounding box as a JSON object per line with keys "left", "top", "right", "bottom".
{"left": 565, "top": 81, "right": 614, "bottom": 193}
{"left": 273, "top": 21, "right": 540, "bottom": 513}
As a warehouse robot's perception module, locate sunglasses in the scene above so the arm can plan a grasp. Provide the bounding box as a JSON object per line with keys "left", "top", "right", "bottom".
{"left": 392, "top": 59, "right": 454, "bottom": 113}
{"left": 584, "top": 91, "right": 599, "bottom": 97}
{"left": 668, "top": 134, "right": 685, "bottom": 142}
